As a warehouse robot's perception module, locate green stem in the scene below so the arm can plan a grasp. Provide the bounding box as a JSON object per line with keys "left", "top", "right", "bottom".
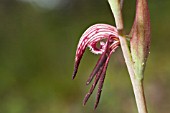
{"left": 108, "top": 0, "right": 148, "bottom": 113}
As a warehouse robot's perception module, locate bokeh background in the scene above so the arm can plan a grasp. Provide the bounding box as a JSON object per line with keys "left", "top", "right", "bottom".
{"left": 0, "top": 0, "right": 170, "bottom": 113}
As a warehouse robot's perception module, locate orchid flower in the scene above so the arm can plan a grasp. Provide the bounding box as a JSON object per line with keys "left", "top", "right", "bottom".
{"left": 72, "top": 24, "right": 120, "bottom": 109}
{"left": 72, "top": 0, "right": 150, "bottom": 112}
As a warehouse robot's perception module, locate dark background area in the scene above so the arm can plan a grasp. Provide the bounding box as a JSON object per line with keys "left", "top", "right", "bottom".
{"left": 0, "top": 0, "right": 170, "bottom": 113}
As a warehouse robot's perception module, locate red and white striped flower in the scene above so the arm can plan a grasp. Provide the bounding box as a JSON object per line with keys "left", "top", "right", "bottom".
{"left": 72, "top": 24, "right": 120, "bottom": 109}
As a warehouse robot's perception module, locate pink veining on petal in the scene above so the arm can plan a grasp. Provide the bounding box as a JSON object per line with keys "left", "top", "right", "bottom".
{"left": 76, "top": 24, "right": 118, "bottom": 56}
{"left": 72, "top": 24, "right": 119, "bottom": 79}
{"left": 72, "top": 23, "right": 120, "bottom": 109}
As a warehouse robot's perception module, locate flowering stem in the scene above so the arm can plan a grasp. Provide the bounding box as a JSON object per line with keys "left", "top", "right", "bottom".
{"left": 108, "top": 0, "right": 148, "bottom": 113}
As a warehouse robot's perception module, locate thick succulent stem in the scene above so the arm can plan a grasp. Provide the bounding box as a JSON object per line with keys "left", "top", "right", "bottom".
{"left": 108, "top": 0, "right": 148, "bottom": 113}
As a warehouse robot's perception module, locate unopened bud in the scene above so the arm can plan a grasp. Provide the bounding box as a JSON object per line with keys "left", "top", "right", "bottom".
{"left": 130, "top": 0, "right": 151, "bottom": 79}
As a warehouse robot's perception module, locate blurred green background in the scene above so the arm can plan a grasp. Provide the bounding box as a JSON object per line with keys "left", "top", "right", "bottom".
{"left": 0, "top": 0, "right": 170, "bottom": 113}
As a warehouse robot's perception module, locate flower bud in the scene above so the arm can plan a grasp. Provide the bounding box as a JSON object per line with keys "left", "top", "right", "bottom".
{"left": 130, "top": 0, "right": 150, "bottom": 79}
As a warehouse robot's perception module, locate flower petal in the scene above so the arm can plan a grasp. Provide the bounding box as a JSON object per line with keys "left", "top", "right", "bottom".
{"left": 83, "top": 38, "right": 117, "bottom": 108}
{"left": 72, "top": 24, "right": 118, "bottom": 79}
{"left": 94, "top": 41, "right": 113, "bottom": 109}
{"left": 86, "top": 50, "right": 108, "bottom": 85}
{"left": 83, "top": 66, "right": 103, "bottom": 106}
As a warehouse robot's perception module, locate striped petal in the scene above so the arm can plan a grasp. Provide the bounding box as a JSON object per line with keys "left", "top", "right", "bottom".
{"left": 72, "top": 24, "right": 119, "bottom": 79}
